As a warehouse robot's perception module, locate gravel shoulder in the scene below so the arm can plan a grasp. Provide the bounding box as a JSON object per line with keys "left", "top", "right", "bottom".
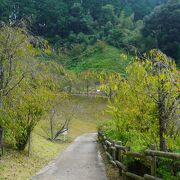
{"left": 98, "top": 143, "right": 122, "bottom": 180}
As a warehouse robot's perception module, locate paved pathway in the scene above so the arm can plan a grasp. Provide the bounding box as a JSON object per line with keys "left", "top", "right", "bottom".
{"left": 32, "top": 133, "right": 107, "bottom": 180}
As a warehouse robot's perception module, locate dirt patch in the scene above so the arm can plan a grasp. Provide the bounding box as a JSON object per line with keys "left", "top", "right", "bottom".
{"left": 98, "top": 143, "right": 122, "bottom": 180}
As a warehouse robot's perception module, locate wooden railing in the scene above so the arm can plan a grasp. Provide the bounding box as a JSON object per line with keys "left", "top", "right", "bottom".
{"left": 98, "top": 131, "right": 180, "bottom": 180}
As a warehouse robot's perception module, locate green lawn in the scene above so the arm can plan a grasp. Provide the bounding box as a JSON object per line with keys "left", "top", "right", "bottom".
{"left": 0, "top": 96, "right": 109, "bottom": 180}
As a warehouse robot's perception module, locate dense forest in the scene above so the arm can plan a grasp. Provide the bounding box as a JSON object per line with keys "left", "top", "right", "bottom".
{"left": 0, "top": 0, "right": 179, "bottom": 180}
{"left": 0, "top": 0, "right": 180, "bottom": 66}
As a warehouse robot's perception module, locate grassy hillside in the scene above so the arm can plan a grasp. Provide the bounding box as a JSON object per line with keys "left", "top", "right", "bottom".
{"left": 0, "top": 96, "right": 109, "bottom": 180}
{"left": 69, "top": 45, "right": 131, "bottom": 74}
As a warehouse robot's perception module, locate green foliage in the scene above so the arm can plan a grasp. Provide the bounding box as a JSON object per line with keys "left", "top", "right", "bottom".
{"left": 100, "top": 50, "right": 179, "bottom": 151}
{"left": 99, "top": 4, "right": 116, "bottom": 26}
{"left": 157, "top": 158, "right": 180, "bottom": 179}
{"left": 143, "top": 0, "right": 180, "bottom": 65}
{"left": 0, "top": 0, "right": 167, "bottom": 44}
{"left": 2, "top": 0, "right": 177, "bottom": 66}
{"left": 118, "top": 0, "right": 167, "bottom": 20}
{"left": 68, "top": 43, "right": 131, "bottom": 73}
{"left": 103, "top": 12, "right": 143, "bottom": 50}
{"left": 0, "top": 26, "right": 67, "bottom": 150}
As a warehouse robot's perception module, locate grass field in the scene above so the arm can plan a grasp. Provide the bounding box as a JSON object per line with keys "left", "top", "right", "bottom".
{"left": 0, "top": 96, "right": 109, "bottom": 180}
{"left": 69, "top": 45, "right": 131, "bottom": 74}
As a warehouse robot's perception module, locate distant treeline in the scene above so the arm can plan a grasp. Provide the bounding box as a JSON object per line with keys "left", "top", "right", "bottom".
{"left": 0, "top": 0, "right": 179, "bottom": 65}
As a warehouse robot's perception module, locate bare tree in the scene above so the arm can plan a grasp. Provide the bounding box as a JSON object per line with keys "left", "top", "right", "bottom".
{"left": 47, "top": 98, "right": 78, "bottom": 141}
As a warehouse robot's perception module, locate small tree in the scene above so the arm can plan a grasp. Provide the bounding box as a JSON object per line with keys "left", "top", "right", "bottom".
{"left": 80, "top": 70, "right": 99, "bottom": 96}
{"left": 99, "top": 71, "right": 121, "bottom": 99}
{"left": 144, "top": 50, "right": 179, "bottom": 151}
{"left": 43, "top": 97, "right": 78, "bottom": 141}
{"left": 0, "top": 25, "right": 67, "bottom": 153}
{"left": 0, "top": 25, "right": 39, "bottom": 146}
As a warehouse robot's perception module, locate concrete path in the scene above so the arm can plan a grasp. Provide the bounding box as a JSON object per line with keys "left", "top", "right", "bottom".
{"left": 32, "top": 133, "right": 107, "bottom": 180}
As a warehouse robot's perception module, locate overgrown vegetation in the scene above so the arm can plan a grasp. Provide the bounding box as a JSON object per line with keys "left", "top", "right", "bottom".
{"left": 99, "top": 50, "right": 180, "bottom": 179}
{"left": 100, "top": 50, "right": 179, "bottom": 151}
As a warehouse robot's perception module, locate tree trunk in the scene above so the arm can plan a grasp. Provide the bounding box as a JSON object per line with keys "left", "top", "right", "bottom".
{"left": 50, "top": 118, "right": 53, "bottom": 140}
{"left": 158, "top": 81, "right": 167, "bottom": 151}
{"left": 16, "top": 125, "right": 32, "bottom": 151}
{"left": 53, "top": 119, "right": 70, "bottom": 140}
{"left": 109, "top": 87, "right": 112, "bottom": 100}
{"left": 86, "top": 80, "right": 89, "bottom": 96}
{"left": 28, "top": 131, "right": 31, "bottom": 157}
{"left": 16, "top": 132, "right": 29, "bottom": 151}
{"left": 159, "top": 114, "right": 167, "bottom": 151}
{"left": 49, "top": 109, "right": 56, "bottom": 140}
{"left": 0, "top": 62, "right": 4, "bottom": 108}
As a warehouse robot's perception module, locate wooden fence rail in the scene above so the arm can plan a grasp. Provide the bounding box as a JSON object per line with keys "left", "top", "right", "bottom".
{"left": 98, "top": 131, "right": 180, "bottom": 180}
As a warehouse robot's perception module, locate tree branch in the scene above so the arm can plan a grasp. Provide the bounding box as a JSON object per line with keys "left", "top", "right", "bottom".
{"left": 3, "top": 73, "right": 25, "bottom": 96}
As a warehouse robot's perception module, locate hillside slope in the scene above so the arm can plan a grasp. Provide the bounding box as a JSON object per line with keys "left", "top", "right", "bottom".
{"left": 68, "top": 45, "right": 131, "bottom": 74}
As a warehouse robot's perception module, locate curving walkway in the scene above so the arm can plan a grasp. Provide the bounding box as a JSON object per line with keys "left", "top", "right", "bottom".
{"left": 32, "top": 133, "right": 107, "bottom": 180}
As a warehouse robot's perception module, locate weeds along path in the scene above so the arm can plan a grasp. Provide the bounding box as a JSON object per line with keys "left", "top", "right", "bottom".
{"left": 32, "top": 133, "right": 107, "bottom": 180}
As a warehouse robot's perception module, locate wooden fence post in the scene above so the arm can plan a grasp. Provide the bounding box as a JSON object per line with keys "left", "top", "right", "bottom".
{"left": 99, "top": 131, "right": 180, "bottom": 180}
{"left": 106, "top": 140, "right": 109, "bottom": 153}
{"left": 103, "top": 136, "right": 107, "bottom": 150}
{"left": 150, "top": 144, "right": 157, "bottom": 176}
{"left": 108, "top": 138, "right": 111, "bottom": 155}
{"left": 112, "top": 140, "right": 116, "bottom": 161}
{"left": 118, "top": 141, "right": 122, "bottom": 162}
{"left": 116, "top": 141, "right": 123, "bottom": 176}
{"left": 103, "top": 135, "right": 106, "bottom": 145}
